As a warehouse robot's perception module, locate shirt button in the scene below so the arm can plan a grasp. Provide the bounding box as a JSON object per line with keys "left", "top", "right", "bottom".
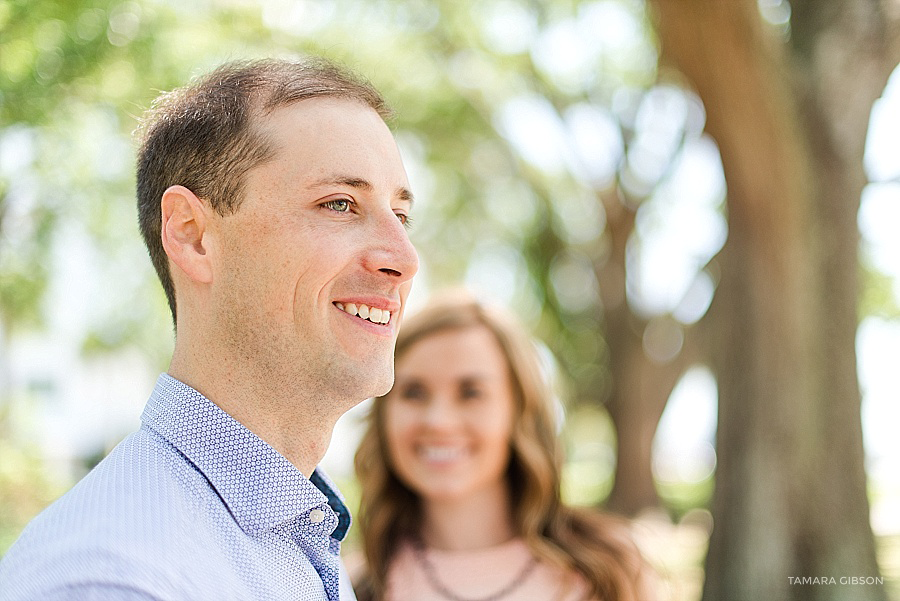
{"left": 309, "top": 508, "right": 326, "bottom": 524}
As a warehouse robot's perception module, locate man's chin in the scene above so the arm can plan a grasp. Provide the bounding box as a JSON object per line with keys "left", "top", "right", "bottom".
{"left": 337, "top": 358, "right": 394, "bottom": 401}
{"left": 366, "top": 365, "right": 395, "bottom": 399}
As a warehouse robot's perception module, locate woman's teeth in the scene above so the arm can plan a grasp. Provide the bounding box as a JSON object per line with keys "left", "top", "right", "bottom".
{"left": 419, "top": 446, "right": 467, "bottom": 462}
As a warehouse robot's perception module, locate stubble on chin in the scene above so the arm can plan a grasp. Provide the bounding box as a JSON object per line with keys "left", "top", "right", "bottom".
{"left": 328, "top": 351, "right": 396, "bottom": 408}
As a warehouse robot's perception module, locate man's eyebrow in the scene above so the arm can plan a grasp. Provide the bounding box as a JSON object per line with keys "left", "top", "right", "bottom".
{"left": 397, "top": 187, "right": 414, "bottom": 206}
{"left": 311, "top": 176, "right": 373, "bottom": 190}
{"left": 310, "top": 175, "right": 414, "bottom": 205}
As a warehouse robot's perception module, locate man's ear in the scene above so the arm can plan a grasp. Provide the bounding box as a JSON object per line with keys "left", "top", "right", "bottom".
{"left": 160, "top": 185, "right": 214, "bottom": 284}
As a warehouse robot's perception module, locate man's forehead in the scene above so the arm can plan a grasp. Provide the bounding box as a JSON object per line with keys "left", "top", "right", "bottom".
{"left": 257, "top": 95, "right": 381, "bottom": 127}
{"left": 247, "top": 99, "right": 411, "bottom": 198}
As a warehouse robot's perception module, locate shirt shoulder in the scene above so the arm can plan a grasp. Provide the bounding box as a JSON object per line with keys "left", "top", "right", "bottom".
{"left": 0, "top": 427, "right": 244, "bottom": 601}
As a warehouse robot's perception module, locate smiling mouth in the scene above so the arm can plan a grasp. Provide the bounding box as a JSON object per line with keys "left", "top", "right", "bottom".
{"left": 418, "top": 445, "right": 468, "bottom": 463}
{"left": 335, "top": 302, "right": 392, "bottom": 325}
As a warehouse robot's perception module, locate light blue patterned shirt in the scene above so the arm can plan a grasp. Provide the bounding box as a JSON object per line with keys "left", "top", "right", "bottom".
{"left": 0, "top": 374, "right": 357, "bottom": 601}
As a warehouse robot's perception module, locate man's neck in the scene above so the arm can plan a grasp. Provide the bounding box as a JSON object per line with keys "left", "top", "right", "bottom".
{"left": 167, "top": 348, "right": 337, "bottom": 477}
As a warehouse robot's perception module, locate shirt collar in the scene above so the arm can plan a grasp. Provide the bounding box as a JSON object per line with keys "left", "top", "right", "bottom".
{"left": 141, "top": 373, "right": 349, "bottom": 539}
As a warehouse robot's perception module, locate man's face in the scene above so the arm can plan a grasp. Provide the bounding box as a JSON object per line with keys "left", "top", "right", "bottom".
{"left": 209, "top": 97, "right": 418, "bottom": 408}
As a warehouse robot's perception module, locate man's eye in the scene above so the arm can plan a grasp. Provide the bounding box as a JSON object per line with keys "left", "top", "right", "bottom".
{"left": 323, "top": 199, "right": 352, "bottom": 212}
{"left": 395, "top": 212, "right": 413, "bottom": 229}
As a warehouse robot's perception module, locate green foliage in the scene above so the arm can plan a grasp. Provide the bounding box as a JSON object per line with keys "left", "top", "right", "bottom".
{"left": 656, "top": 477, "right": 714, "bottom": 522}
{"left": 0, "top": 412, "right": 69, "bottom": 555}
{"left": 561, "top": 405, "right": 617, "bottom": 505}
{"left": 861, "top": 261, "right": 900, "bottom": 320}
{"left": 0, "top": 183, "right": 54, "bottom": 331}
{"left": 1, "top": 0, "right": 131, "bottom": 124}
{"left": 0, "top": 266, "right": 48, "bottom": 330}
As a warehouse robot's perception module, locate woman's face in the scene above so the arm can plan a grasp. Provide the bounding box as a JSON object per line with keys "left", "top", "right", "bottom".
{"left": 383, "top": 325, "right": 516, "bottom": 503}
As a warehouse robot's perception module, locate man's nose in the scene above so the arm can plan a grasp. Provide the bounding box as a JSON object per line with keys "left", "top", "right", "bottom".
{"left": 364, "top": 210, "right": 419, "bottom": 282}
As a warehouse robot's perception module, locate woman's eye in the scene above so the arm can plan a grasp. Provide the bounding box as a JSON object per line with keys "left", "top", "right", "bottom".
{"left": 323, "top": 199, "right": 352, "bottom": 212}
{"left": 399, "top": 383, "right": 427, "bottom": 402}
{"left": 461, "top": 386, "right": 482, "bottom": 400}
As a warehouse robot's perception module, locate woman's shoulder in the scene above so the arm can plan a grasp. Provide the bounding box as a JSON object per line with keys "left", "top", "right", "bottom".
{"left": 564, "top": 506, "right": 647, "bottom": 560}
{"left": 551, "top": 506, "right": 663, "bottom": 600}
{"left": 342, "top": 548, "right": 367, "bottom": 584}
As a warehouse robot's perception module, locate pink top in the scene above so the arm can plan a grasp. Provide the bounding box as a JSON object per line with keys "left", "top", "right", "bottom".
{"left": 384, "top": 538, "right": 590, "bottom": 601}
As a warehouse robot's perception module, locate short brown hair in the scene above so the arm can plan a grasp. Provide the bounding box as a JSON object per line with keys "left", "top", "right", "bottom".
{"left": 136, "top": 57, "right": 391, "bottom": 323}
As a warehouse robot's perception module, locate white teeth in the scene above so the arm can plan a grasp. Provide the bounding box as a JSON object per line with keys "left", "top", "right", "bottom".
{"left": 420, "top": 446, "right": 466, "bottom": 462}
{"left": 335, "top": 302, "right": 392, "bottom": 325}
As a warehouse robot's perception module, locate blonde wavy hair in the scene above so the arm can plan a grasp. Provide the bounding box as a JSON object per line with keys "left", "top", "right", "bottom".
{"left": 353, "top": 294, "right": 648, "bottom": 601}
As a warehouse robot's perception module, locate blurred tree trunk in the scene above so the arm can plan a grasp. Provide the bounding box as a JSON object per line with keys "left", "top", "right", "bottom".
{"left": 647, "top": 0, "right": 899, "bottom": 599}
{"left": 596, "top": 189, "right": 701, "bottom": 515}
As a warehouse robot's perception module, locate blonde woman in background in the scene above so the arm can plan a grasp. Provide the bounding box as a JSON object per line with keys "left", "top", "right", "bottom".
{"left": 353, "top": 294, "right": 654, "bottom": 601}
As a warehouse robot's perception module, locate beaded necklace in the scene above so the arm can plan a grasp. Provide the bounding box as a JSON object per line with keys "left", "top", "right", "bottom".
{"left": 411, "top": 538, "right": 540, "bottom": 601}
